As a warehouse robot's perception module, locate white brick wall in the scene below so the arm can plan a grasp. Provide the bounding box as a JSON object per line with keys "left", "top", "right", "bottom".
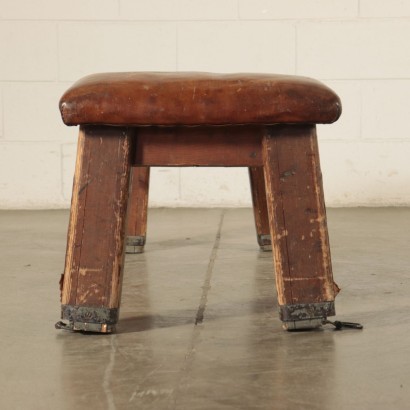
{"left": 0, "top": 0, "right": 409, "bottom": 208}
{"left": 0, "top": 22, "right": 58, "bottom": 81}
{"left": 0, "top": 88, "right": 3, "bottom": 138}
{"left": 121, "top": 0, "right": 238, "bottom": 20}
{"left": 297, "top": 21, "right": 410, "bottom": 79}
{"left": 177, "top": 22, "right": 295, "bottom": 73}
{"left": 58, "top": 23, "right": 177, "bottom": 81}
{"left": 321, "top": 141, "right": 410, "bottom": 206}
{"left": 238, "top": 0, "right": 359, "bottom": 19}
{"left": 0, "top": 0, "right": 120, "bottom": 20}
{"left": 360, "top": 0, "right": 410, "bottom": 18}
{"left": 0, "top": 143, "right": 62, "bottom": 208}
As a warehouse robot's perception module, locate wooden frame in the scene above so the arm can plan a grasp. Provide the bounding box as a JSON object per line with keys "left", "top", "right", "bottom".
{"left": 262, "top": 125, "right": 338, "bottom": 329}
{"left": 248, "top": 166, "right": 271, "bottom": 251}
{"left": 126, "top": 167, "right": 150, "bottom": 254}
{"left": 60, "top": 126, "right": 133, "bottom": 332}
{"left": 134, "top": 126, "right": 263, "bottom": 167}
{"left": 126, "top": 165, "right": 273, "bottom": 253}
{"left": 59, "top": 124, "right": 338, "bottom": 332}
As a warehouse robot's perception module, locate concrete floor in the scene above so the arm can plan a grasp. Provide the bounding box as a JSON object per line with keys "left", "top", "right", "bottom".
{"left": 0, "top": 208, "right": 410, "bottom": 409}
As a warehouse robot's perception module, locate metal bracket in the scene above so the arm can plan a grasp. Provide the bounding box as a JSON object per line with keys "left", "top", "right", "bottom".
{"left": 257, "top": 234, "right": 272, "bottom": 252}
{"left": 283, "top": 319, "right": 324, "bottom": 331}
{"left": 280, "top": 301, "right": 335, "bottom": 330}
{"left": 280, "top": 301, "right": 335, "bottom": 321}
{"left": 55, "top": 321, "right": 115, "bottom": 333}
{"left": 126, "top": 235, "right": 146, "bottom": 254}
{"left": 56, "top": 305, "right": 118, "bottom": 333}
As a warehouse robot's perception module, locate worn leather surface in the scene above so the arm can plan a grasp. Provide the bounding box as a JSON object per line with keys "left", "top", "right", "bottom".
{"left": 60, "top": 72, "right": 341, "bottom": 126}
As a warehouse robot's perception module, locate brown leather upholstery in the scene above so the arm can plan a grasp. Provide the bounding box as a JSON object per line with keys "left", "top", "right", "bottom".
{"left": 60, "top": 72, "right": 341, "bottom": 126}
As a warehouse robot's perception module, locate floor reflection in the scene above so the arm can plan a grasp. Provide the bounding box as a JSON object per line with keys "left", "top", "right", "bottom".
{"left": 57, "top": 209, "right": 337, "bottom": 409}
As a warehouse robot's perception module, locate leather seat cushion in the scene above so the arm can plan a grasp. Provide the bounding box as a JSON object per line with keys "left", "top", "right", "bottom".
{"left": 60, "top": 72, "right": 341, "bottom": 126}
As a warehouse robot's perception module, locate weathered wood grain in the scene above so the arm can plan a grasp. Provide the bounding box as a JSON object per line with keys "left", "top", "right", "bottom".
{"left": 61, "top": 125, "right": 133, "bottom": 309}
{"left": 127, "top": 166, "right": 150, "bottom": 239}
{"left": 248, "top": 166, "right": 271, "bottom": 249}
{"left": 262, "top": 125, "right": 338, "bottom": 307}
{"left": 134, "top": 126, "right": 263, "bottom": 167}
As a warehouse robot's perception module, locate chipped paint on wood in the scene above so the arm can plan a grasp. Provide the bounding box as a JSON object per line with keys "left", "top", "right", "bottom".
{"left": 309, "top": 131, "right": 335, "bottom": 301}
{"left": 110, "top": 135, "right": 131, "bottom": 308}
{"left": 262, "top": 124, "right": 338, "bottom": 309}
{"left": 61, "top": 126, "right": 133, "bottom": 311}
{"left": 275, "top": 229, "right": 288, "bottom": 240}
{"left": 61, "top": 128, "right": 86, "bottom": 305}
{"left": 79, "top": 268, "right": 102, "bottom": 276}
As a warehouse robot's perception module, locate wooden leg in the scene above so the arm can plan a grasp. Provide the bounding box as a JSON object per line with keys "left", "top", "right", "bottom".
{"left": 126, "top": 167, "right": 150, "bottom": 254}
{"left": 248, "top": 167, "right": 271, "bottom": 251}
{"left": 262, "top": 125, "right": 339, "bottom": 330}
{"left": 58, "top": 126, "right": 133, "bottom": 333}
